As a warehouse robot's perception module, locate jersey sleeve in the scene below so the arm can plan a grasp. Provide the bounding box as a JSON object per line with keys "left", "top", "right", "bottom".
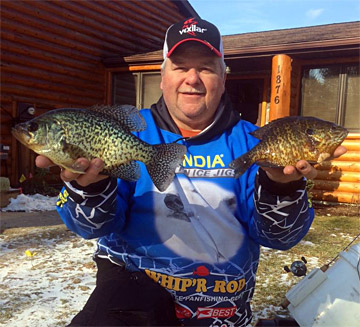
{"left": 56, "top": 177, "right": 131, "bottom": 239}
{"left": 248, "top": 169, "right": 314, "bottom": 250}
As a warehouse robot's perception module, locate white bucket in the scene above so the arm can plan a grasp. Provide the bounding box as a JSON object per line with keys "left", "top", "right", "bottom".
{"left": 286, "top": 242, "right": 360, "bottom": 327}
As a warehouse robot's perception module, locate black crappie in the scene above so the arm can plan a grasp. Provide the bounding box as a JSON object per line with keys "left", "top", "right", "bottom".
{"left": 229, "top": 116, "right": 348, "bottom": 178}
{"left": 12, "top": 105, "right": 187, "bottom": 192}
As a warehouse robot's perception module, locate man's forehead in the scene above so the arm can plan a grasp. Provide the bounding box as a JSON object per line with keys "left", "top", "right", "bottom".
{"left": 169, "top": 53, "right": 218, "bottom": 67}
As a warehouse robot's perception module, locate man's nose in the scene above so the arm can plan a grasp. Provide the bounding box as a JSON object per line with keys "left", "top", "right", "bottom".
{"left": 185, "top": 68, "right": 200, "bottom": 84}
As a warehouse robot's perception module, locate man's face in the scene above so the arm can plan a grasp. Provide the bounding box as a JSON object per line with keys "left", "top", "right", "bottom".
{"left": 160, "top": 42, "right": 226, "bottom": 131}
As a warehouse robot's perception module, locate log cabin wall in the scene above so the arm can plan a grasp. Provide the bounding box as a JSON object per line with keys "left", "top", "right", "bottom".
{"left": 0, "top": 0, "right": 196, "bottom": 186}
{"left": 312, "top": 134, "right": 360, "bottom": 204}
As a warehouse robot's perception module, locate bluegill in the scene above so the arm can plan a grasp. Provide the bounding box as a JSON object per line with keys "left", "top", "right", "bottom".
{"left": 12, "top": 105, "right": 187, "bottom": 192}
{"left": 229, "top": 116, "right": 348, "bottom": 178}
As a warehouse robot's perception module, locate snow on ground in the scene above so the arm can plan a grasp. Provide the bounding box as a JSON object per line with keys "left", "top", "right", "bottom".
{"left": 0, "top": 225, "right": 97, "bottom": 327}
{"left": 2, "top": 193, "right": 58, "bottom": 212}
{"left": 1, "top": 194, "right": 97, "bottom": 326}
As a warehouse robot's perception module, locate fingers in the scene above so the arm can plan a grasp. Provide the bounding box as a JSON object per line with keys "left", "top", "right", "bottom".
{"left": 263, "top": 160, "right": 317, "bottom": 183}
{"left": 281, "top": 161, "right": 317, "bottom": 181}
{"left": 35, "top": 155, "right": 55, "bottom": 168}
{"left": 76, "top": 158, "right": 108, "bottom": 187}
{"left": 293, "top": 160, "right": 317, "bottom": 180}
{"left": 332, "top": 145, "right": 347, "bottom": 159}
{"left": 37, "top": 156, "right": 107, "bottom": 187}
{"left": 263, "top": 146, "right": 347, "bottom": 184}
{"left": 60, "top": 158, "right": 90, "bottom": 183}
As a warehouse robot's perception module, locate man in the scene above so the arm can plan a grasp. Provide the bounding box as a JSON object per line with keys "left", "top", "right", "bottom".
{"left": 37, "top": 18, "right": 346, "bottom": 327}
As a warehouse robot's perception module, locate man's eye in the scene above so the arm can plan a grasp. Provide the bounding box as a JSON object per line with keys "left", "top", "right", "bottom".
{"left": 201, "top": 67, "right": 214, "bottom": 73}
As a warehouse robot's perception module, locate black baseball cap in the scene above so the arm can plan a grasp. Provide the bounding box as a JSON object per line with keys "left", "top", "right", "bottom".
{"left": 163, "top": 17, "right": 224, "bottom": 59}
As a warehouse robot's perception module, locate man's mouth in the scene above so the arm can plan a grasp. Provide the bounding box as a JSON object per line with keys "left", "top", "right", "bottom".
{"left": 180, "top": 90, "right": 205, "bottom": 95}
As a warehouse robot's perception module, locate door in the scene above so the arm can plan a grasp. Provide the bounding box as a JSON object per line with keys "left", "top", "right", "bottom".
{"left": 226, "top": 78, "right": 266, "bottom": 126}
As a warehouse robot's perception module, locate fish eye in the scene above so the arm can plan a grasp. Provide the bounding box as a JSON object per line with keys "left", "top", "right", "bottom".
{"left": 28, "top": 122, "right": 38, "bottom": 132}
{"left": 306, "top": 128, "right": 314, "bottom": 135}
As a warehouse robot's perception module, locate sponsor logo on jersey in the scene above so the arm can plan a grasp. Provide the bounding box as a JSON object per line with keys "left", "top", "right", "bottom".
{"left": 196, "top": 306, "right": 237, "bottom": 319}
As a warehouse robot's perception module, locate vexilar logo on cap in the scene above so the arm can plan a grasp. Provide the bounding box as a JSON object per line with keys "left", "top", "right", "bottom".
{"left": 179, "top": 18, "right": 207, "bottom": 36}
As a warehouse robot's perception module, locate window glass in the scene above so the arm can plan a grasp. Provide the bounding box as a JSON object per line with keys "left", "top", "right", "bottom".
{"left": 112, "top": 73, "right": 137, "bottom": 106}
{"left": 142, "top": 74, "right": 162, "bottom": 108}
{"left": 343, "top": 65, "right": 360, "bottom": 131}
{"left": 301, "top": 64, "right": 359, "bottom": 132}
{"left": 301, "top": 67, "right": 340, "bottom": 122}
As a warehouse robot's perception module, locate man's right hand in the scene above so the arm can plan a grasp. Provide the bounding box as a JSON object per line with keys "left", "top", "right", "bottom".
{"left": 35, "top": 155, "right": 108, "bottom": 187}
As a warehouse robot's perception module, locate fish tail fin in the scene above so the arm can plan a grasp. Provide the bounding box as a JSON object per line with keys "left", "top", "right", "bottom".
{"left": 229, "top": 149, "right": 256, "bottom": 179}
{"left": 146, "top": 143, "right": 187, "bottom": 192}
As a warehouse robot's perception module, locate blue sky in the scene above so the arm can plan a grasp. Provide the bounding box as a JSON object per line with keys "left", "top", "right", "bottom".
{"left": 188, "top": 0, "right": 360, "bottom": 35}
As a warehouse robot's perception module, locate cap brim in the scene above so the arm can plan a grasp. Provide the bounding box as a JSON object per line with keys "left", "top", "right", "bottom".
{"left": 166, "top": 38, "right": 222, "bottom": 58}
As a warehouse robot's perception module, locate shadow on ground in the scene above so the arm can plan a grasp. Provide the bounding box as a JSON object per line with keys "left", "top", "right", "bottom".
{"left": 0, "top": 210, "right": 63, "bottom": 232}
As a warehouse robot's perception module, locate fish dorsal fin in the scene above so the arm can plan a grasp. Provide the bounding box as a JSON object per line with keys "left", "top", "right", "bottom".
{"left": 89, "top": 104, "right": 147, "bottom": 132}
{"left": 249, "top": 117, "right": 296, "bottom": 140}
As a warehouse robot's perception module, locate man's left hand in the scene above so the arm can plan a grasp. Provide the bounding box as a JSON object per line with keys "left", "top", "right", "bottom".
{"left": 262, "top": 145, "right": 347, "bottom": 183}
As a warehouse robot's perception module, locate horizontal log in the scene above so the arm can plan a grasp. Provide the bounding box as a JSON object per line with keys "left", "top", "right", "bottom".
{"left": 342, "top": 139, "right": 360, "bottom": 151}
{"left": 313, "top": 180, "right": 360, "bottom": 193}
{"left": 1, "top": 85, "right": 103, "bottom": 107}
{"left": 2, "top": 0, "right": 159, "bottom": 52}
{"left": 332, "top": 151, "right": 360, "bottom": 162}
{"left": 315, "top": 170, "right": 360, "bottom": 182}
{"left": 1, "top": 74, "right": 103, "bottom": 100}
{"left": 58, "top": 0, "right": 165, "bottom": 40}
{"left": 1, "top": 18, "right": 109, "bottom": 59}
{"left": 1, "top": 30, "right": 99, "bottom": 63}
{"left": 315, "top": 161, "right": 360, "bottom": 172}
{"left": 347, "top": 133, "right": 360, "bottom": 140}
{"left": 75, "top": 1, "right": 166, "bottom": 44}
{"left": 1, "top": 57, "right": 103, "bottom": 91}
{"left": 1, "top": 61, "right": 102, "bottom": 92}
{"left": 132, "top": 0, "right": 183, "bottom": 23}
{"left": 311, "top": 189, "right": 360, "bottom": 204}
{"left": 1, "top": 38, "right": 102, "bottom": 76}
{"left": 0, "top": 7, "right": 138, "bottom": 57}
{"left": 99, "top": 0, "right": 175, "bottom": 36}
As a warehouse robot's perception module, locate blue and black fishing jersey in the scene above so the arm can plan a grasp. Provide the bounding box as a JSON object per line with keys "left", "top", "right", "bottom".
{"left": 57, "top": 94, "right": 314, "bottom": 327}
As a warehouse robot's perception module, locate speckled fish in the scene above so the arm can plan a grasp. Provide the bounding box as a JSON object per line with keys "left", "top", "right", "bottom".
{"left": 229, "top": 116, "right": 348, "bottom": 178}
{"left": 12, "top": 105, "right": 187, "bottom": 192}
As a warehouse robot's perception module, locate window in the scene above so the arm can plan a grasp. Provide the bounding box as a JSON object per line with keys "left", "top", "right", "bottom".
{"left": 301, "top": 64, "right": 360, "bottom": 132}
{"left": 112, "top": 72, "right": 162, "bottom": 109}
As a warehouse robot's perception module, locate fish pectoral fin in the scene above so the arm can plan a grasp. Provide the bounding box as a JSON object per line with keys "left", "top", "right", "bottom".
{"left": 59, "top": 164, "right": 86, "bottom": 174}
{"left": 61, "top": 142, "right": 88, "bottom": 160}
{"left": 104, "top": 161, "right": 141, "bottom": 181}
